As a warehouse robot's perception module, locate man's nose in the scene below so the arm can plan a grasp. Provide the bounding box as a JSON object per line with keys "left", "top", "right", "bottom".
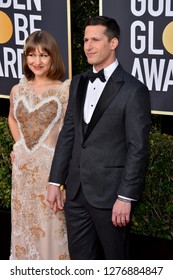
{"left": 86, "top": 41, "right": 93, "bottom": 50}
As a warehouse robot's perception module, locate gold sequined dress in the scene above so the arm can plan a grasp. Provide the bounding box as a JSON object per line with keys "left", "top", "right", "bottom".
{"left": 10, "top": 78, "right": 70, "bottom": 260}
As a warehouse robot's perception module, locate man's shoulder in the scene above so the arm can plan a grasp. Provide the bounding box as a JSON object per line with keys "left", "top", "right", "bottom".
{"left": 122, "top": 67, "right": 148, "bottom": 90}
{"left": 72, "top": 70, "right": 88, "bottom": 80}
{"left": 70, "top": 71, "right": 89, "bottom": 88}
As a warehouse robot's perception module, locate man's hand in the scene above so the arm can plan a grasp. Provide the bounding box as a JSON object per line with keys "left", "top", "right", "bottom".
{"left": 112, "top": 199, "right": 131, "bottom": 227}
{"left": 47, "top": 184, "right": 66, "bottom": 213}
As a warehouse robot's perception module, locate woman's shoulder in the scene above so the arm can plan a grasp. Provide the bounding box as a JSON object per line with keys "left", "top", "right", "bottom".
{"left": 10, "top": 82, "right": 21, "bottom": 96}
{"left": 57, "top": 79, "right": 71, "bottom": 92}
{"left": 61, "top": 78, "right": 71, "bottom": 88}
{"left": 11, "top": 77, "right": 29, "bottom": 91}
{"left": 11, "top": 84, "right": 19, "bottom": 93}
{"left": 53, "top": 79, "right": 70, "bottom": 102}
{"left": 10, "top": 77, "right": 29, "bottom": 98}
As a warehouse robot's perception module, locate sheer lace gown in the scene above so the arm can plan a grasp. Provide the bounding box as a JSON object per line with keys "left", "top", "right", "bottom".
{"left": 10, "top": 78, "right": 70, "bottom": 260}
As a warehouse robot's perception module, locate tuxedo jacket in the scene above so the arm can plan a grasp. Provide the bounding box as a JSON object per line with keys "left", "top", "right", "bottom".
{"left": 49, "top": 64, "right": 151, "bottom": 209}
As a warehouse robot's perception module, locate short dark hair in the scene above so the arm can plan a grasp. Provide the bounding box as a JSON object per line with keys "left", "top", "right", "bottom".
{"left": 23, "top": 30, "right": 65, "bottom": 80}
{"left": 85, "top": 16, "right": 120, "bottom": 41}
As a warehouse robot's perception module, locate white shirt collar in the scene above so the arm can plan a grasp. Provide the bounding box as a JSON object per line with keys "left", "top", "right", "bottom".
{"left": 93, "top": 60, "right": 119, "bottom": 80}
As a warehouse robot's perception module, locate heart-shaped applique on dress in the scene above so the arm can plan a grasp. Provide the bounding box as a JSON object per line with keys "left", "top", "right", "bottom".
{"left": 16, "top": 99, "right": 60, "bottom": 150}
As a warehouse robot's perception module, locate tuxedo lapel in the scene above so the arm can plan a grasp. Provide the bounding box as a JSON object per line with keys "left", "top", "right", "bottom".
{"left": 84, "top": 66, "right": 124, "bottom": 142}
{"left": 76, "top": 74, "right": 89, "bottom": 141}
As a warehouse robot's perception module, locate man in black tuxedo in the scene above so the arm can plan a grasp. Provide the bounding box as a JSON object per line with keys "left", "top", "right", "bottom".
{"left": 47, "top": 16, "right": 151, "bottom": 259}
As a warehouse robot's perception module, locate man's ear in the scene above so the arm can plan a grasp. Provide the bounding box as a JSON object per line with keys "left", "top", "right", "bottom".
{"left": 110, "top": 37, "right": 119, "bottom": 50}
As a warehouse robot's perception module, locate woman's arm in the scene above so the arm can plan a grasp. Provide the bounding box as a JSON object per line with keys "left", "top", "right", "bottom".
{"left": 8, "top": 85, "right": 20, "bottom": 142}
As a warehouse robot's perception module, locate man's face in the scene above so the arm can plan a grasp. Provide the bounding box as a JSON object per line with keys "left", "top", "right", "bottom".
{"left": 84, "top": 25, "right": 118, "bottom": 71}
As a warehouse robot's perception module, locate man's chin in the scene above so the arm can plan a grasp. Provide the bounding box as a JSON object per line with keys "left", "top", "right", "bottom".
{"left": 87, "top": 59, "right": 95, "bottom": 65}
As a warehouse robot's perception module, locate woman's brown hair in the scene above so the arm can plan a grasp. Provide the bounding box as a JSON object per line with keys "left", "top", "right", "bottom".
{"left": 23, "top": 30, "right": 65, "bottom": 80}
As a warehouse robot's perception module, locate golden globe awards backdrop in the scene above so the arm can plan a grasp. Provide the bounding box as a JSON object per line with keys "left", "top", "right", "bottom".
{"left": 100, "top": 0, "right": 173, "bottom": 114}
{"left": 0, "top": 0, "right": 71, "bottom": 99}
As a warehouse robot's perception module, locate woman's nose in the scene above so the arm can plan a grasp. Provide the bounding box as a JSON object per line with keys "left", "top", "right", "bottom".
{"left": 35, "top": 55, "right": 41, "bottom": 64}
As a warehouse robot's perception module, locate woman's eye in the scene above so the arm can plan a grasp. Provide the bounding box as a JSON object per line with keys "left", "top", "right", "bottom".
{"left": 27, "top": 53, "right": 49, "bottom": 58}
{"left": 41, "top": 54, "right": 48, "bottom": 57}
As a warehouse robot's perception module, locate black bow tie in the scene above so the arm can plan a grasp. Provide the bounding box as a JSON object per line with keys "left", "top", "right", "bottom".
{"left": 87, "top": 69, "right": 106, "bottom": 83}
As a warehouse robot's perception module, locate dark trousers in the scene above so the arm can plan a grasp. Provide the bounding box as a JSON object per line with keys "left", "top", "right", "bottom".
{"left": 65, "top": 186, "right": 130, "bottom": 260}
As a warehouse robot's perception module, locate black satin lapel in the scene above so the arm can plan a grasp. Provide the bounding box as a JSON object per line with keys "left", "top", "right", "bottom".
{"left": 84, "top": 79, "right": 124, "bottom": 141}
{"left": 76, "top": 75, "right": 89, "bottom": 139}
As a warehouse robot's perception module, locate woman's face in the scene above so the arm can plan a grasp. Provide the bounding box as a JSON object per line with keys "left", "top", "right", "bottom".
{"left": 26, "top": 45, "right": 51, "bottom": 78}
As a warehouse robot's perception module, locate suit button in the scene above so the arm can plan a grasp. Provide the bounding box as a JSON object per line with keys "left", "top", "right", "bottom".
{"left": 82, "top": 143, "right": 86, "bottom": 148}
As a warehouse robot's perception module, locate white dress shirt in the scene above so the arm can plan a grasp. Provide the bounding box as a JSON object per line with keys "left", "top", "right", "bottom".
{"left": 84, "top": 60, "right": 119, "bottom": 123}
